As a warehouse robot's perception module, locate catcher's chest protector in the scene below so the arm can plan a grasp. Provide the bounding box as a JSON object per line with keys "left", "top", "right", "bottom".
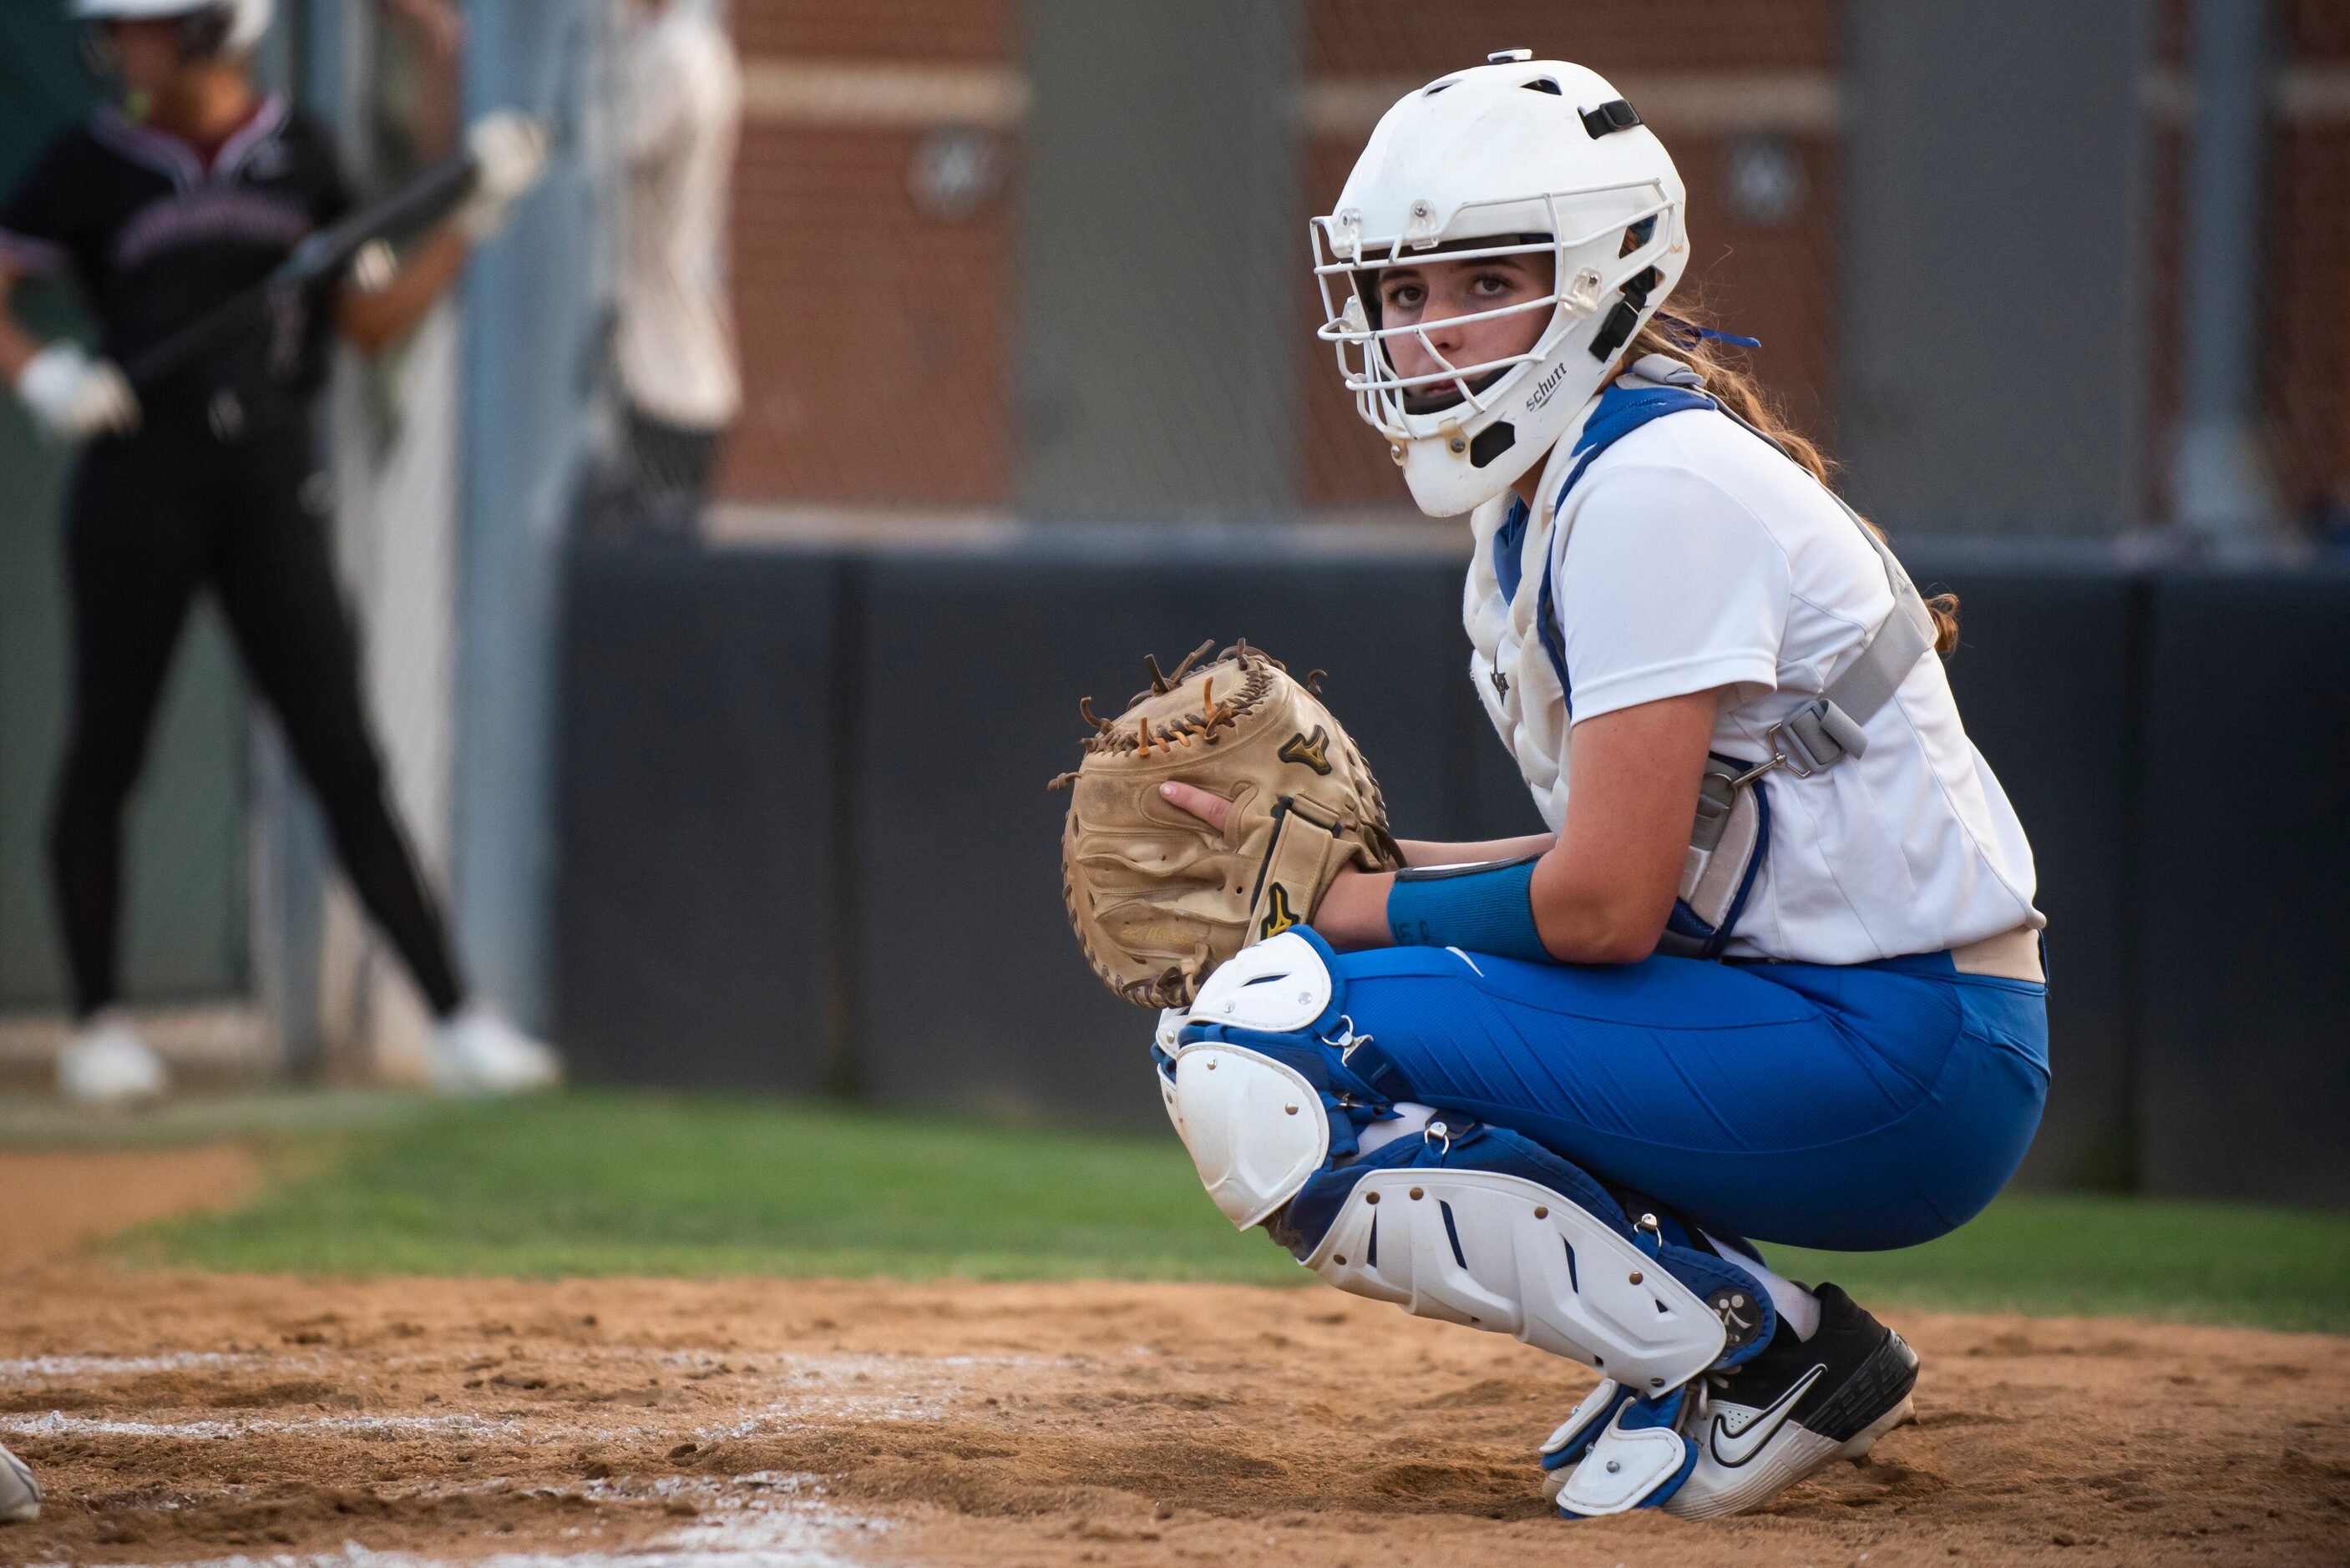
{"left": 1470, "top": 373, "right": 1777, "bottom": 959}
{"left": 1466, "top": 371, "right": 1713, "bottom": 833}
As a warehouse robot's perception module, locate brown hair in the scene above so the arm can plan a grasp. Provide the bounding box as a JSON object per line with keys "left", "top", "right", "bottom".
{"left": 1624, "top": 306, "right": 1961, "bottom": 657}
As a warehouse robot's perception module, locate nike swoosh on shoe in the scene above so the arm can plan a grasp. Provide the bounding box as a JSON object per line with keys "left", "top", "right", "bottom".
{"left": 1707, "top": 1363, "right": 1826, "bottom": 1468}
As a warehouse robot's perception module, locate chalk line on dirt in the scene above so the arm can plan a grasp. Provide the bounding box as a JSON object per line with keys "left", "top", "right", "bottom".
{"left": 0, "top": 1353, "right": 319, "bottom": 1378}
{"left": 0, "top": 1391, "right": 949, "bottom": 1444}
{"left": 22, "top": 1474, "right": 888, "bottom": 1568}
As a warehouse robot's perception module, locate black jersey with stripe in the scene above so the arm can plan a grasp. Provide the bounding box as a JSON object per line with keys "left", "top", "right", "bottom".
{"left": 0, "top": 95, "right": 352, "bottom": 404}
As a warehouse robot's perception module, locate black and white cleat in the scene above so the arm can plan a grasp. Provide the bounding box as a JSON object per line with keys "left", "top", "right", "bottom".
{"left": 1662, "top": 1282, "right": 1918, "bottom": 1521}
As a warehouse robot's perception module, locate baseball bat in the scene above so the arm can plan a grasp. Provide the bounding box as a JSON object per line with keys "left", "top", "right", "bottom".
{"left": 124, "top": 147, "right": 479, "bottom": 391}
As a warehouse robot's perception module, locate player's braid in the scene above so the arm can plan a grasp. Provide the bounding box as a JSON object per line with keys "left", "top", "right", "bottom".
{"left": 1628, "top": 306, "right": 1960, "bottom": 658}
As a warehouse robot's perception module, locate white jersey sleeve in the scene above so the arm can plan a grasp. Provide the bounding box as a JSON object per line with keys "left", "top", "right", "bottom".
{"left": 1552, "top": 463, "right": 1790, "bottom": 724}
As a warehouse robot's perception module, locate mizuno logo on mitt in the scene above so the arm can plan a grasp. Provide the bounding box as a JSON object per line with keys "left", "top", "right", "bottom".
{"left": 1279, "top": 726, "right": 1334, "bottom": 775}
{"left": 1259, "top": 884, "right": 1301, "bottom": 938}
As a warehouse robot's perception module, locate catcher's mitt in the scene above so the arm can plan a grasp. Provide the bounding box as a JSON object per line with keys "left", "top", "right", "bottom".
{"left": 1050, "top": 639, "right": 1402, "bottom": 1009}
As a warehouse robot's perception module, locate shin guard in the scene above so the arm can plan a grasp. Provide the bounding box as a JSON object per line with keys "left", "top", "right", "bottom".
{"left": 1159, "top": 932, "right": 1776, "bottom": 1514}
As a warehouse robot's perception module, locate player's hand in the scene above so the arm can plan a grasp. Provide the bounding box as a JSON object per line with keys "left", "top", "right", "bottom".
{"left": 458, "top": 111, "right": 550, "bottom": 240}
{"left": 1162, "top": 780, "right": 1394, "bottom": 949}
{"left": 14, "top": 342, "right": 139, "bottom": 443}
{"left": 1157, "top": 781, "right": 1233, "bottom": 837}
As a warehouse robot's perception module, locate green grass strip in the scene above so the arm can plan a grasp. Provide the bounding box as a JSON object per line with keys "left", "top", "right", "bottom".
{"left": 133, "top": 1091, "right": 2350, "bottom": 1333}
{"left": 138, "top": 1090, "right": 1302, "bottom": 1285}
{"left": 1774, "top": 1195, "right": 2350, "bottom": 1334}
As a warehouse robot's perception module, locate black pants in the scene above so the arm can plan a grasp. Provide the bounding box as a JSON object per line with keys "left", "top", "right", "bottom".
{"left": 583, "top": 405, "right": 725, "bottom": 540}
{"left": 49, "top": 411, "right": 467, "bottom": 1020}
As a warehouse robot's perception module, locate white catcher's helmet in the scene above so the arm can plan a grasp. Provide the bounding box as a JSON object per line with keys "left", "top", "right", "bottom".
{"left": 1313, "top": 52, "right": 1689, "bottom": 517}
{"left": 71, "top": 0, "right": 273, "bottom": 57}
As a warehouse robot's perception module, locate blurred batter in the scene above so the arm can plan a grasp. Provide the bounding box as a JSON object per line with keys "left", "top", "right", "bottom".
{"left": 0, "top": 0, "right": 559, "bottom": 1100}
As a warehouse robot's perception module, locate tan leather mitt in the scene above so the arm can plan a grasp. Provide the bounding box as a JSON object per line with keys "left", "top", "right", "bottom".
{"left": 1050, "top": 640, "right": 1402, "bottom": 1009}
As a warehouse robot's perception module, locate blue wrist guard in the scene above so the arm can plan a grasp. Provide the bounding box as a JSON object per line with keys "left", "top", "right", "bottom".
{"left": 1385, "top": 855, "right": 1550, "bottom": 962}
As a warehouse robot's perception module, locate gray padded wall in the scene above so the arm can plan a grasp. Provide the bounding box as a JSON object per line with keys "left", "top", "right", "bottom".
{"left": 550, "top": 534, "right": 2348, "bottom": 1206}
{"left": 2135, "top": 569, "right": 2350, "bottom": 1208}
{"left": 552, "top": 546, "right": 840, "bottom": 1093}
{"left": 1842, "top": 0, "right": 2151, "bottom": 532}
{"left": 1904, "top": 542, "right": 2142, "bottom": 1190}
{"left": 1017, "top": 1, "right": 1300, "bottom": 517}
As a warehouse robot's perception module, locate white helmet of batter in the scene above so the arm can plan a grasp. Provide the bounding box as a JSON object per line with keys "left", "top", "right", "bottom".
{"left": 71, "top": 0, "right": 273, "bottom": 57}
{"left": 1312, "top": 52, "right": 1689, "bottom": 517}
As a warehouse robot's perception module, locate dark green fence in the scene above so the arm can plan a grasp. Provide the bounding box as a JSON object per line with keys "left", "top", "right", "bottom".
{"left": 551, "top": 530, "right": 2350, "bottom": 1210}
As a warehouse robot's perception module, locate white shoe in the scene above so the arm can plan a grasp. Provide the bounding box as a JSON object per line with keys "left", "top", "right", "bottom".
{"left": 57, "top": 1010, "right": 170, "bottom": 1105}
{"left": 431, "top": 1005, "right": 564, "bottom": 1095}
{"left": 0, "top": 1442, "right": 38, "bottom": 1524}
{"left": 1660, "top": 1283, "right": 1919, "bottom": 1522}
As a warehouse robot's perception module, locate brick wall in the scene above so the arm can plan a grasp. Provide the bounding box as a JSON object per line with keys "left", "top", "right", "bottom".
{"left": 715, "top": 0, "right": 2344, "bottom": 529}
{"left": 727, "top": 124, "right": 1013, "bottom": 504}
{"left": 720, "top": 0, "right": 1017, "bottom": 505}
{"left": 2268, "top": 1, "right": 2350, "bottom": 519}
{"left": 733, "top": 0, "right": 1010, "bottom": 63}
{"left": 1303, "top": 0, "right": 1839, "bottom": 74}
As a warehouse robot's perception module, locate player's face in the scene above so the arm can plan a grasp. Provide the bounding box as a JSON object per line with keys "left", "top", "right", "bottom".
{"left": 1372, "top": 252, "right": 1555, "bottom": 411}
{"left": 104, "top": 20, "right": 187, "bottom": 98}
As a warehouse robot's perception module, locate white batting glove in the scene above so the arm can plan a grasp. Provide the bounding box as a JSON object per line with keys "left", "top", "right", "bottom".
{"left": 457, "top": 111, "right": 550, "bottom": 240}
{"left": 14, "top": 341, "right": 139, "bottom": 443}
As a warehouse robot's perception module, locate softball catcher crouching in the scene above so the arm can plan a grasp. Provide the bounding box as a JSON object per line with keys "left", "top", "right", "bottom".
{"left": 1053, "top": 51, "right": 2049, "bottom": 1521}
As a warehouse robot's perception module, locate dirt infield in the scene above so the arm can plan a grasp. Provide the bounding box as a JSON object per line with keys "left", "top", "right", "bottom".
{"left": 0, "top": 1147, "right": 261, "bottom": 1272}
{"left": 0, "top": 1267, "right": 2343, "bottom": 1567}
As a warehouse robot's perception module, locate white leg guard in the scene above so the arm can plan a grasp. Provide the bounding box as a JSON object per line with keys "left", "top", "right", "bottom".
{"left": 1302, "top": 1164, "right": 1725, "bottom": 1396}
{"left": 1538, "top": 1379, "right": 1701, "bottom": 1515}
{"left": 1154, "top": 1008, "right": 1189, "bottom": 1137}
{"left": 1162, "top": 930, "right": 1760, "bottom": 1518}
{"left": 1165, "top": 935, "right": 1728, "bottom": 1393}
{"left": 1168, "top": 1039, "right": 1329, "bottom": 1229}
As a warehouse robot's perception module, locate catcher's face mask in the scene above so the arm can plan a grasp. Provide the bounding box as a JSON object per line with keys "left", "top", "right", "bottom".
{"left": 1368, "top": 246, "right": 1557, "bottom": 417}
{"left": 1313, "top": 53, "right": 1689, "bottom": 518}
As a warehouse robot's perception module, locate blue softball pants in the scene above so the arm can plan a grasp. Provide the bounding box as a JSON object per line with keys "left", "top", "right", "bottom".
{"left": 1314, "top": 933, "right": 2049, "bottom": 1253}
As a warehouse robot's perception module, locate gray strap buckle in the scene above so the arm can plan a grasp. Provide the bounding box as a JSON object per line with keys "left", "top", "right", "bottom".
{"left": 1734, "top": 697, "right": 1871, "bottom": 786}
